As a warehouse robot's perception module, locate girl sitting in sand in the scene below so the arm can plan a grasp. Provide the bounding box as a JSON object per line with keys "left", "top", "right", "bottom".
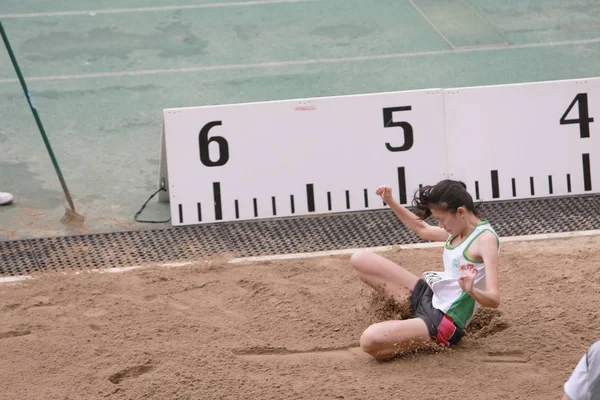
{"left": 351, "top": 179, "right": 501, "bottom": 360}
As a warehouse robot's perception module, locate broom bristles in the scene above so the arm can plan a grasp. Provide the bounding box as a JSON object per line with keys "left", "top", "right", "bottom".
{"left": 60, "top": 207, "right": 85, "bottom": 227}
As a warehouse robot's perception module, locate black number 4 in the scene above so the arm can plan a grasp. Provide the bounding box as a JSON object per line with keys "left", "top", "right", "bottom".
{"left": 560, "top": 93, "right": 594, "bottom": 138}
{"left": 383, "top": 106, "right": 414, "bottom": 151}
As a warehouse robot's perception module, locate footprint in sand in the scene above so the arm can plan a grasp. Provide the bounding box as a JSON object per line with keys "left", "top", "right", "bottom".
{"left": 168, "top": 301, "right": 190, "bottom": 311}
{"left": 108, "top": 364, "right": 154, "bottom": 384}
{"left": 84, "top": 308, "right": 108, "bottom": 318}
{"left": 0, "top": 330, "right": 32, "bottom": 340}
{"left": 30, "top": 296, "right": 52, "bottom": 307}
{"left": 4, "top": 303, "right": 21, "bottom": 311}
{"left": 483, "top": 350, "right": 529, "bottom": 363}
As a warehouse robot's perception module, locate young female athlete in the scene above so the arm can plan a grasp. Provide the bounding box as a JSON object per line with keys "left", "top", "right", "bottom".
{"left": 350, "top": 179, "right": 501, "bottom": 360}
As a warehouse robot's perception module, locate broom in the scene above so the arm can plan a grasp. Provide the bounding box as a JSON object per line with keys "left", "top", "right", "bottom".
{"left": 0, "top": 20, "right": 84, "bottom": 227}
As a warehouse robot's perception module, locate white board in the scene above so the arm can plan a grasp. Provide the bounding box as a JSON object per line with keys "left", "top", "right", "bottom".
{"left": 157, "top": 121, "right": 169, "bottom": 203}
{"left": 444, "top": 77, "right": 600, "bottom": 201}
{"left": 162, "top": 90, "right": 448, "bottom": 225}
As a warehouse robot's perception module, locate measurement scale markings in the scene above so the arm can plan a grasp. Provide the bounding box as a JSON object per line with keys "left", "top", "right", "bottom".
{"left": 583, "top": 153, "right": 592, "bottom": 191}
{"left": 307, "top": 184, "right": 315, "bottom": 212}
{"left": 397, "top": 167, "right": 407, "bottom": 204}
{"left": 194, "top": 150, "right": 592, "bottom": 223}
{"left": 213, "top": 182, "right": 223, "bottom": 220}
{"left": 491, "top": 170, "right": 500, "bottom": 199}
{"left": 483, "top": 154, "right": 591, "bottom": 200}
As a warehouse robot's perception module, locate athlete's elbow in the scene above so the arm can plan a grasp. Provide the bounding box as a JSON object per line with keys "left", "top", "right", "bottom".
{"left": 416, "top": 231, "right": 430, "bottom": 241}
{"left": 477, "top": 290, "right": 500, "bottom": 308}
{"left": 487, "top": 293, "right": 501, "bottom": 309}
{"left": 415, "top": 226, "right": 434, "bottom": 242}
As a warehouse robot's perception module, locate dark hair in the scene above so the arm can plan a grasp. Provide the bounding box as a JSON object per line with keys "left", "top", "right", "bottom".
{"left": 412, "top": 179, "right": 481, "bottom": 220}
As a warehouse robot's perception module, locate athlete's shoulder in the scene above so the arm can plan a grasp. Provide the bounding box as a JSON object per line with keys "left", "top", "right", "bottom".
{"left": 478, "top": 220, "right": 499, "bottom": 239}
{"left": 471, "top": 228, "right": 500, "bottom": 254}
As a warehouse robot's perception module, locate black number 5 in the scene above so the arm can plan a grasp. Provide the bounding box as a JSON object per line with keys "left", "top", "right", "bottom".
{"left": 383, "top": 106, "right": 414, "bottom": 152}
{"left": 199, "top": 121, "right": 229, "bottom": 167}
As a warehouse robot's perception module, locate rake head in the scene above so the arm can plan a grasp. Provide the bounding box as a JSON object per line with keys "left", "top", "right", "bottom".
{"left": 60, "top": 207, "right": 85, "bottom": 227}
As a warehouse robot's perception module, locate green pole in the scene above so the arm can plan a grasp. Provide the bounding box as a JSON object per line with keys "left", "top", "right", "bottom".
{"left": 0, "top": 20, "right": 77, "bottom": 213}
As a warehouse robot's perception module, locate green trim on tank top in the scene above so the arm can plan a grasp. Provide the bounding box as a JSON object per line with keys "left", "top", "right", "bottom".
{"left": 463, "top": 228, "right": 500, "bottom": 263}
{"left": 444, "top": 220, "right": 489, "bottom": 250}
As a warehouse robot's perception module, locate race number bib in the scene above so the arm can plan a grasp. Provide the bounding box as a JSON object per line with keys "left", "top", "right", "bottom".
{"left": 423, "top": 271, "right": 446, "bottom": 288}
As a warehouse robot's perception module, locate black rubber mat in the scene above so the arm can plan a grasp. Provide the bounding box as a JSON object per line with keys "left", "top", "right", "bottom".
{"left": 1, "top": 194, "right": 600, "bottom": 276}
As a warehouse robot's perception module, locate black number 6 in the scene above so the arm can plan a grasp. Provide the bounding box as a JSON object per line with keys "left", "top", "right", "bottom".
{"left": 383, "top": 106, "right": 414, "bottom": 152}
{"left": 199, "top": 121, "right": 229, "bottom": 167}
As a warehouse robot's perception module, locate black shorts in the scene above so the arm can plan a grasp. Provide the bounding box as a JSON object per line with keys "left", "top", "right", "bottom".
{"left": 410, "top": 279, "right": 465, "bottom": 347}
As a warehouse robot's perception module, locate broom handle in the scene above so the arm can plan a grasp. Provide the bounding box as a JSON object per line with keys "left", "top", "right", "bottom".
{"left": 0, "top": 20, "right": 76, "bottom": 212}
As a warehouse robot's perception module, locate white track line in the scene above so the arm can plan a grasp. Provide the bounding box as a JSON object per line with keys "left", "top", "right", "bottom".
{"left": 408, "top": 0, "right": 455, "bottom": 49}
{"left": 1, "top": 229, "right": 599, "bottom": 283}
{"left": 0, "top": 0, "right": 318, "bottom": 19}
{"left": 228, "top": 229, "right": 600, "bottom": 264}
{"left": 91, "top": 265, "right": 144, "bottom": 274}
{"left": 0, "top": 275, "right": 33, "bottom": 283}
{"left": 1, "top": 37, "right": 599, "bottom": 85}
{"left": 160, "top": 261, "right": 194, "bottom": 268}
{"left": 0, "top": 261, "right": 192, "bottom": 284}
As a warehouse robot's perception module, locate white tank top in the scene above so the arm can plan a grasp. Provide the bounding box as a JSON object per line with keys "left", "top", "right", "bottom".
{"left": 423, "top": 220, "right": 499, "bottom": 329}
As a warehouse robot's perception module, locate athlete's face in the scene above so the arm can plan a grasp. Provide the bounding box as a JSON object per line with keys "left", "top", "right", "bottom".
{"left": 430, "top": 206, "right": 465, "bottom": 235}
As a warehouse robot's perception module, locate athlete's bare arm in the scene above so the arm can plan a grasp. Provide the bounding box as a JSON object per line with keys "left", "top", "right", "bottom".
{"left": 376, "top": 185, "right": 449, "bottom": 242}
{"left": 459, "top": 231, "right": 501, "bottom": 308}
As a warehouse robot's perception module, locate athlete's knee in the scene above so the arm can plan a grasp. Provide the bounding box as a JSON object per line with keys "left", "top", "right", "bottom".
{"left": 350, "top": 250, "right": 372, "bottom": 272}
{"left": 360, "top": 325, "right": 391, "bottom": 359}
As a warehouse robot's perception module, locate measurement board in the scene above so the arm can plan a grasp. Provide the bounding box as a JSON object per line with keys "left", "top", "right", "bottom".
{"left": 159, "top": 90, "right": 447, "bottom": 225}
{"left": 159, "top": 77, "right": 600, "bottom": 227}
{"left": 445, "top": 78, "right": 599, "bottom": 201}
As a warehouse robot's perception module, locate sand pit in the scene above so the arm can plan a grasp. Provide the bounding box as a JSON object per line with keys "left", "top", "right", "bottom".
{"left": 1, "top": 235, "right": 599, "bottom": 399}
